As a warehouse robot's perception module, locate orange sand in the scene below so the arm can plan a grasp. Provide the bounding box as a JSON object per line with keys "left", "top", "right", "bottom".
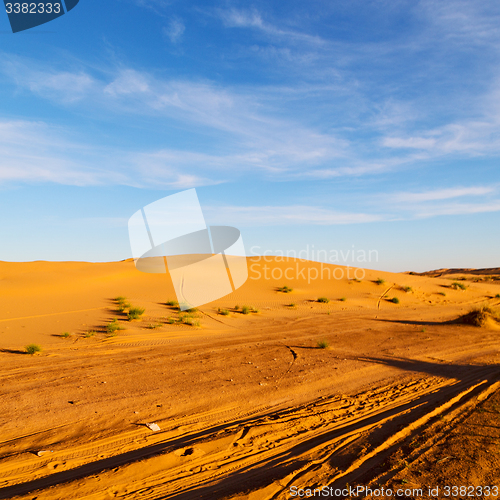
{"left": 0, "top": 258, "right": 499, "bottom": 499}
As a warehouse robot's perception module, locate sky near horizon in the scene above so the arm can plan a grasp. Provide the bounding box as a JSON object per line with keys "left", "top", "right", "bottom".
{"left": 0, "top": 0, "right": 499, "bottom": 272}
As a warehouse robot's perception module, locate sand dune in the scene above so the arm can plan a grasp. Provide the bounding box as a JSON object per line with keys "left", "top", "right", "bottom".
{"left": 0, "top": 257, "right": 499, "bottom": 499}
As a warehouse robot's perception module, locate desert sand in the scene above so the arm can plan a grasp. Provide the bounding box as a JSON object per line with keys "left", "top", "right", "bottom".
{"left": 0, "top": 257, "right": 499, "bottom": 499}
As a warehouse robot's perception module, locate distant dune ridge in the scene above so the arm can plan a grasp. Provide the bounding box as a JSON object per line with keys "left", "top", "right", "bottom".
{"left": 413, "top": 267, "right": 500, "bottom": 278}
{"left": 0, "top": 257, "right": 499, "bottom": 498}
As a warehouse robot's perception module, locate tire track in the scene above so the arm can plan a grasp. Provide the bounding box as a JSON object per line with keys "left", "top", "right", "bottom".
{"left": 4, "top": 371, "right": 499, "bottom": 499}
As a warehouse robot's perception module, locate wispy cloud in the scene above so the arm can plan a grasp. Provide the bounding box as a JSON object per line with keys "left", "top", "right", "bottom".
{"left": 414, "top": 200, "right": 500, "bottom": 218}
{"left": 163, "top": 17, "right": 185, "bottom": 44}
{"left": 2, "top": 57, "right": 353, "bottom": 176}
{"left": 217, "top": 8, "right": 325, "bottom": 46}
{"left": 391, "top": 186, "right": 496, "bottom": 203}
{"left": 383, "top": 184, "right": 500, "bottom": 219}
{"left": 3, "top": 0, "right": 500, "bottom": 190}
{"left": 0, "top": 119, "right": 216, "bottom": 188}
{"left": 204, "top": 204, "right": 384, "bottom": 226}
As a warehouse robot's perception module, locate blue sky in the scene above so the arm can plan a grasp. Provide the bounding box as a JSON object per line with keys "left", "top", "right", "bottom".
{"left": 0, "top": 0, "right": 499, "bottom": 271}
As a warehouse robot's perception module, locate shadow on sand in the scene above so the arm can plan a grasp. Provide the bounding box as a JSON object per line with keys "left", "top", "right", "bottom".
{"left": 1, "top": 357, "right": 499, "bottom": 500}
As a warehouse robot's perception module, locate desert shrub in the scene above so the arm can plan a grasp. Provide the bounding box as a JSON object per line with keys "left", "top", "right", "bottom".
{"left": 390, "top": 297, "right": 400, "bottom": 304}
{"left": 167, "top": 317, "right": 176, "bottom": 324}
{"left": 241, "top": 305, "right": 251, "bottom": 314}
{"left": 25, "top": 344, "right": 41, "bottom": 355}
{"left": 219, "top": 309, "right": 230, "bottom": 316}
{"left": 61, "top": 332, "right": 71, "bottom": 338}
{"left": 339, "top": 297, "right": 347, "bottom": 302}
{"left": 166, "top": 300, "right": 178, "bottom": 306}
{"left": 182, "top": 316, "right": 200, "bottom": 327}
{"left": 252, "top": 307, "right": 261, "bottom": 313}
{"left": 85, "top": 330, "right": 96, "bottom": 338}
{"left": 495, "top": 294, "right": 500, "bottom": 299}
{"left": 146, "top": 323, "right": 162, "bottom": 329}
{"left": 375, "top": 278, "right": 385, "bottom": 285}
{"left": 402, "top": 286, "right": 413, "bottom": 293}
{"left": 451, "top": 282, "right": 467, "bottom": 290}
{"left": 278, "top": 285, "right": 293, "bottom": 293}
{"left": 461, "top": 304, "right": 500, "bottom": 327}
{"left": 106, "top": 318, "right": 123, "bottom": 334}
{"left": 115, "top": 297, "right": 130, "bottom": 312}
{"left": 128, "top": 307, "right": 145, "bottom": 320}
{"left": 117, "top": 301, "right": 131, "bottom": 313}
{"left": 234, "top": 305, "right": 240, "bottom": 311}
{"left": 317, "top": 340, "right": 329, "bottom": 349}
{"left": 317, "top": 297, "right": 330, "bottom": 303}
{"left": 287, "top": 303, "right": 296, "bottom": 308}
{"left": 438, "top": 292, "right": 446, "bottom": 296}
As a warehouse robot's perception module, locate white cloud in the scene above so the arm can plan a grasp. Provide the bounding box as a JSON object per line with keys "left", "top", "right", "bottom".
{"left": 104, "top": 69, "right": 150, "bottom": 95}
{"left": 2, "top": 57, "right": 353, "bottom": 176}
{"left": 414, "top": 201, "right": 500, "bottom": 218}
{"left": 163, "top": 18, "right": 185, "bottom": 44}
{"left": 0, "top": 119, "right": 216, "bottom": 189}
{"left": 217, "top": 8, "right": 324, "bottom": 46}
{"left": 391, "top": 186, "right": 496, "bottom": 203}
{"left": 204, "top": 204, "right": 384, "bottom": 226}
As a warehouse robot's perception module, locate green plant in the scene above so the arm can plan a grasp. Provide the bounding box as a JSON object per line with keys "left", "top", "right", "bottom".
{"left": 438, "top": 291, "right": 446, "bottom": 296}
{"left": 85, "top": 330, "right": 96, "bottom": 338}
{"left": 117, "top": 301, "right": 131, "bottom": 313}
{"left": 402, "top": 286, "right": 413, "bottom": 293}
{"left": 182, "top": 316, "right": 200, "bottom": 327}
{"left": 128, "top": 306, "right": 145, "bottom": 320}
{"left": 167, "top": 317, "right": 176, "bottom": 324}
{"left": 115, "top": 296, "right": 130, "bottom": 312}
{"left": 317, "top": 297, "right": 330, "bottom": 303}
{"left": 317, "top": 340, "right": 329, "bottom": 349}
{"left": 146, "top": 323, "right": 162, "bottom": 329}
{"left": 390, "top": 297, "right": 400, "bottom": 304}
{"left": 422, "top": 327, "right": 427, "bottom": 333}
{"left": 278, "top": 285, "right": 293, "bottom": 293}
{"left": 375, "top": 278, "right": 385, "bottom": 285}
{"left": 451, "top": 282, "right": 467, "bottom": 290}
{"left": 106, "top": 318, "right": 123, "bottom": 334}
{"left": 219, "top": 309, "right": 230, "bottom": 316}
{"left": 241, "top": 305, "right": 251, "bottom": 314}
{"left": 234, "top": 305, "right": 240, "bottom": 311}
{"left": 25, "top": 344, "right": 41, "bottom": 355}
{"left": 495, "top": 294, "right": 500, "bottom": 299}
{"left": 61, "top": 332, "right": 71, "bottom": 338}
{"left": 339, "top": 297, "right": 347, "bottom": 302}
{"left": 166, "top": 300, "right": 178, "bottom": 306}
{"left": 252, "top": 307, "right": 261, "bottom": 313}
{"left": 461, "top": 304, "right": 500, "bottom": 326}
{"left": 287, "top": 303, "right": 296, "bottom": 308}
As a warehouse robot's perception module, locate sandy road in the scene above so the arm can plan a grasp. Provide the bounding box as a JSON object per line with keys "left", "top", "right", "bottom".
{"left": 1, "top": 359, "right": 499, "bottom": 499}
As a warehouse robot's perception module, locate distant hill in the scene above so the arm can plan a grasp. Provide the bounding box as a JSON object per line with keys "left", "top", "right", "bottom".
{"left": 411, "top": 268, "right": 500, "bottom": 278}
